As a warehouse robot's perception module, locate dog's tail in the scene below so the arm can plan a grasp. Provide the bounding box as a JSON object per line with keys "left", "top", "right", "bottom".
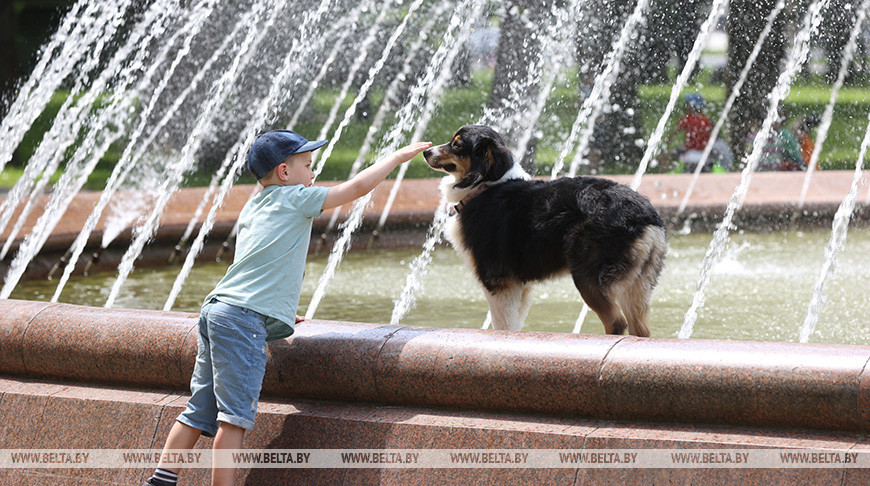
{"left": 614, "top": 225, "right": 668, "bottom": 337}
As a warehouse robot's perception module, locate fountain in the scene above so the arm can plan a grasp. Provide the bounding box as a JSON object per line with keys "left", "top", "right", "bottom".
{"left": 2, "top": 0, "right": 870, "bottom": 483}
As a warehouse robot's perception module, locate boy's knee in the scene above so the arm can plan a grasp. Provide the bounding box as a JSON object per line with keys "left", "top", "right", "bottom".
{"left": 218, "top": 421, "right": 246, "bottom": 433}
{"left": 214, "top": 421, "right": 246, "bottom": 449}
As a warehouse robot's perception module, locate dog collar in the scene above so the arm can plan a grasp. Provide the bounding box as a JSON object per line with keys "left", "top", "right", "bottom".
{"left": 449, "top": 184, "right": 489, "bottom": 216}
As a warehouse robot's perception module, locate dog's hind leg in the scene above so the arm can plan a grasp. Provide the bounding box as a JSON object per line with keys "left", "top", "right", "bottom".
{"left": 573, "top": 278, "right": 627, "bottom": 335}
{"left": 484, "top": 282, "right": 526, "bottom": 331}
{"left": 618, "top": 226, "right": 667, "bottom": 337}
{"left": 615, "top": 280, "right": 651, "bottom": 338}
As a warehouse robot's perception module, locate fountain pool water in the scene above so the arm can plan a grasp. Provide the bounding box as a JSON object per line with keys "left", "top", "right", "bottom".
{"left": 12, "top": 229, "right": 870, "bottom": 346}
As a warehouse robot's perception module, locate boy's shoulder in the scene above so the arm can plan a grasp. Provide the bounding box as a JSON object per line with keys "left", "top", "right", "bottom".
{"left": 256, "top": 184, "right": 329, "bottom": 217}
{"left": 260, "top": 183, "right": 324, "bottom": 200}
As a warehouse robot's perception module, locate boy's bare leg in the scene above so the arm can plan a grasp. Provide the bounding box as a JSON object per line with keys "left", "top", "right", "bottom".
{"left": 212, "top": 422, "right": 245, "bottom": 486}
{"left": 156, "top": 420, "right": 202, "bottom": 473}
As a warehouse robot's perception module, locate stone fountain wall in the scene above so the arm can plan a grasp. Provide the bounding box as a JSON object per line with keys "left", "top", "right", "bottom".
{"left": 2, "top": 171, "right": 868, "bottom": 281}
{"left": 1, "top": 299, "right": 869, "bottom": 484}
{"left": 1, "top": 172, "right": 870, "bottom": 484}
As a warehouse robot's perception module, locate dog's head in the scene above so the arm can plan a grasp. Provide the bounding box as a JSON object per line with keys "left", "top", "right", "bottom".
{"left": 423, "top": 125, "right": 515, "bottom": 189}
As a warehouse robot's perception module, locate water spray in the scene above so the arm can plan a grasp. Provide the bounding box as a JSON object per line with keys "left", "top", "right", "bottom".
{"left": 550, "top": 0, "right": 651, "bottom": 179}
{"left": 327, "top": 13, "right": 443, "bottom": 252}
{"left": 305, "top": 0, "right": 481, "bottom": 320}
{"left": 680, "top": 0, "right": 832, "bottom": 339}
{"left": 677, "top": 0, "right": 785, "bottom": 215}
{"left": 105, "top": 0, "right": 277, "bottom": 308}
{"left": 161, "top": 0, "right": 338, "bottom": 311}
{"left": 629, "top": 0, "right": 728, "bottom": 191}
{"left": 48, "top": 0, "right": 222, "bottom": 303}
{"left": 797, "top": 0, "right": 869, "bottom": 209}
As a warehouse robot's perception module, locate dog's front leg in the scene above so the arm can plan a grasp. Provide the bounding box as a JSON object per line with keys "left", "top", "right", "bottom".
{"left": 484, "top": 283, "right": 527, "bottom": 331}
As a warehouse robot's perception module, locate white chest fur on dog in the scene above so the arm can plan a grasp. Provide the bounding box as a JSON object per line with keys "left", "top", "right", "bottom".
{"left": 440, "top": 169, "right": 537, "bottom": 332}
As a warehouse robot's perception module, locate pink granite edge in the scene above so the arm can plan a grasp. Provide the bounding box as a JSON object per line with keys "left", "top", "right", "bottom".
{"left": 4, "top": 173, "right": 869, "bottom": 282}
{"left": 3, "top": 300, "right": 199, "bottom": 389}
{"left": 4, "top": 378, "right": 868, "bottom": 484}
{"left": 0, "top": 300, "right": 61, "bottom": 376}
{"left": 5, "top": 172, "right": 870, "bottom": 248}
{"left": 1, "top": 301, "right": 869, "bottom": 432}
{"left": 599, "top": 337, "right": 870, "bottom": 432}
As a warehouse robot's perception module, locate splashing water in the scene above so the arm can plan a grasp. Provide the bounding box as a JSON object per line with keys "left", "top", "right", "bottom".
{"left": 101, "top": 195, "right": 151, "bottom": 248}
{"left": 799, "top": 110, "right": 870, "bottom": 343}
{"left": 391, "top": 201, "right": 449, "bottom": 325}
{"left": 2, "top": 115, "right": 126, "bottom": 298}
{"left": 1, "top": 0, "right": 180, "bottom": 298}
{"left": 105, "top": 0, "right": 275, "bottom": 307}
{"left": 305, "top": 0, "right": 485, "bottom": 320}
{"left": 174, "top": 0, "right": 348, "bottom": 260}
{"left": 165, "top": 0, "right": 431, "bottom": 311}
{"left": 309, "top": 0, "right": 394, "bottom": 176}
{"left": 286, "top": 5, "right": 366, "bottom": 130}
{"left": 0, "top": 0, "right": 101, "bottom": 173}
{"left": 629, "top": 0, "right": 728, "bottom": 191}
{"left": 481, "top": 4, "right": 550, "bottom": 150}
{"left": 161, "top": 0, "right": 339, "bottom": 310}
{"left": 551, "top": 0, "right": 651, "bottom": 178}
{"left": 0, "top": 0, "right": 142, "bottom": 239}
{"left": 797, "top": 0, "right": 869, "bottom": 208}
{"left": 327, "top": 11, "right": 443, "bottom": 237}
{"left": 148, "top": 0, "right": 330, "bottom": 258}
{"left": 311, "top": 0, "right": 429, "bottom": 181}
{"left": 511, "top": 1, "right": 575, "bottom": 164}
{"left": 0, "top": 0, "right": 180, "bottom": 263}
{"left": 679, "top": 0, "right": 831, "bottom": 339}
{"left": 50, "top": 0, "right": 228, "bottom": 302}
{"left": 677, "top": 0, "right": 786, "bottom": 215}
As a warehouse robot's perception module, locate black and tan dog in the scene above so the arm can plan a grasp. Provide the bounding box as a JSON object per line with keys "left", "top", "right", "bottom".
{"left": 423, "top": 125, "right": 667, "bottom": 336}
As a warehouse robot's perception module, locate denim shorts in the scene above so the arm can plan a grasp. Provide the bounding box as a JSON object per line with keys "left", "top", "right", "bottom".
{"left": 177, "top": 299, "right": 268, "bottom": 437}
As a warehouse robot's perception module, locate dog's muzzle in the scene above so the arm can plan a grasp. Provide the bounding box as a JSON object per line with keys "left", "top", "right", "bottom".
{"left": 423, "top": 146, "right": 442, "bottom": 167}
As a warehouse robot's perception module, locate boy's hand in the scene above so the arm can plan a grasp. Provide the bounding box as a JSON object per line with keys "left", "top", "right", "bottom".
{"left": 392, "top": 142, "right": 432, "bottom": 165}
{"left": 295, "top": 315, "right": 305, "bottom": 324}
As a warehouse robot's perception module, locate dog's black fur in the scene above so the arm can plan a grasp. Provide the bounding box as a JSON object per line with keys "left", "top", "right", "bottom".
{"left": 424, "top": 125, "right": 668, "bottom": 336}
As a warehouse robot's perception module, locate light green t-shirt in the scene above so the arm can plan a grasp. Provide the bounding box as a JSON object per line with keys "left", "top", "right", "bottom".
{"left": 205, "top": 183, "right": 329, "bottom": 341}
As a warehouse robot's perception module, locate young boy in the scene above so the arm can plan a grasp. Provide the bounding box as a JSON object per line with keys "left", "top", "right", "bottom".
{"left": 145, "top": 130, "right": 430, "bottom": 486}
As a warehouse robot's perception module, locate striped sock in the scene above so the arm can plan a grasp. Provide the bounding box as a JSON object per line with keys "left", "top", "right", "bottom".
{"left": 149, "top": 468, "right": 178, "bottom": 485}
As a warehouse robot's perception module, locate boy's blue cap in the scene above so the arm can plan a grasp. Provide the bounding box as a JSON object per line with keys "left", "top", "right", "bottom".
{"left": 247, "top": 130, "right": 327, "bottom": 179}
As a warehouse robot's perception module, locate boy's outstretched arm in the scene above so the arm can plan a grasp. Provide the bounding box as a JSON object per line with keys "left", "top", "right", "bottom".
{"left": 322, "top": 141, "right": 431, "bottom": 210}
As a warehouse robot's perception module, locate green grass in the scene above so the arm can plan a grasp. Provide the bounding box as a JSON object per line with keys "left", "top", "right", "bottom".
{"left": 5, "top": 68, "right": 870, "bottom": 190}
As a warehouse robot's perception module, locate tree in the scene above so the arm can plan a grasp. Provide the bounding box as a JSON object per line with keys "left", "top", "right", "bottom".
{"left": 725, "top": 0, "right": 787, "bottom": 162}
{"left": 575, "top": 0, "right": 644, "bottom": 173}
{"left": 0, "top": 1, "right": 16, "bottom": 121}
{"left": 819, "top": 0, "right": 859, "bottom": 84}
{"left": 639, "top": 0, "right": 701, "bottom": 84}
{"left": 488, "top": 0, "right": 556, "bottom": 172}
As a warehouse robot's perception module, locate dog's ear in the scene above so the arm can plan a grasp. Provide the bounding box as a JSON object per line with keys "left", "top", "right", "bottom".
{"left": 482, "top": 139, "right": 513, "bottom": 180}
{"left": 458, "top": 135, "right": 512, "bottom": 187}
